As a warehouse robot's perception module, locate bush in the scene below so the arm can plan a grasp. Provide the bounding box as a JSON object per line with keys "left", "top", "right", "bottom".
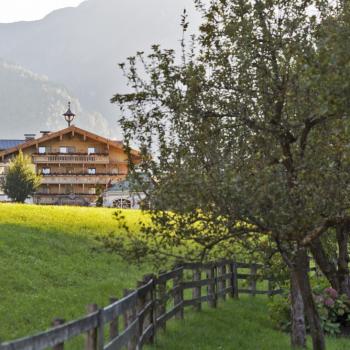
{"left": 269, "top": 294, "right": 292, "bottom": 332}
{"left": 269, "top": 287, "right": 350, "bottom": 336}
{"left": 314, "top": 287, "right": 350, "bottom": 335}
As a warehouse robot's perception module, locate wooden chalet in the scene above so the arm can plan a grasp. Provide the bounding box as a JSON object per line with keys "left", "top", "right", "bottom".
{"left": 0, "top": 105, "right": 139, "bottom": 206}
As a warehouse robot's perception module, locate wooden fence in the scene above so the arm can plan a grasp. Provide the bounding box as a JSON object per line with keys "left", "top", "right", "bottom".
{"left": 0, "top": 260, "right": 282, "bottom": 350}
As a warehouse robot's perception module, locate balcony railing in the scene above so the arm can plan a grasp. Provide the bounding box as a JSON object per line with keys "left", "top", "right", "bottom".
{"left": 40, "top": 174, "right": 123, "bottom": 185}
{"left": 32, "top": 154, "right": 110, "bottom": 164}
{"left": 35, "top": 193, "right": 97, "bottom": 196}
{"left": 41, "top": 172, "right": 126, "bottom": 176}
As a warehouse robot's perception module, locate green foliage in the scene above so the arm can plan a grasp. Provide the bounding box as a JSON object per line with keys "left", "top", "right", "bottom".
{"left": 269, "top": 287, "right": 350, "bottom": 336}
{"left": 113, "top": 0, "right": 350, "bottom": 267}
{"left": 314, "top": 288, "right": 350, "bottom": 336}
{"left": 95, "top": 185, "right": 104, "bottom": 207}
{"left": 1, "top": 151, "right": 41, "bottom": 203}
{"left": 269, "top": 294, "right": 292, "bottom": 333}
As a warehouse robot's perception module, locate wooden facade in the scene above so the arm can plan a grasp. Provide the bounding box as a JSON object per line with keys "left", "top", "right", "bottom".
{"left": 0, "top": 126, "right": 139, "bottom": 206}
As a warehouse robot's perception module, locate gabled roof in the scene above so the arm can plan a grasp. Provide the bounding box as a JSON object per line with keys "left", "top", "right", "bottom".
{"left": 0, "top": 140, "right": 25, "bottom": 151}
{"left": 0, "top": 125, "right": 140, "bottom": 159}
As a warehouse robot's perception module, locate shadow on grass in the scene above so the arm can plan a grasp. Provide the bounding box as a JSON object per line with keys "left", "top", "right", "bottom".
{"left": 147, "top": 297, "right": 349, "bottom": 350}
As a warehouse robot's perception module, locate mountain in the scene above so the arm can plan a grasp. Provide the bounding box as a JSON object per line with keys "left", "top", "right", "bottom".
{"left": 0, "top": 0, "right": 201, "bottom": 132}
{"left": 0, "top": 59, "right": 110, "bottom": 139}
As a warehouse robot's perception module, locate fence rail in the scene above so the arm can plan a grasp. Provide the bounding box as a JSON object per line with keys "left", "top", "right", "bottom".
{"left": 0, "top": 260, "right": 281, "bottom": 350}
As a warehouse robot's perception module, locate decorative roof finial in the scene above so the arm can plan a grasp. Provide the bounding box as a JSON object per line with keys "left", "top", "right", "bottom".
{"left": 62, "top": 101, "right": 76, "bottom": 127}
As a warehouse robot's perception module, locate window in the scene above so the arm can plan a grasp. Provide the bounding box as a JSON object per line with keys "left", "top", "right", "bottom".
{"left": 38, "top": 147, "right": 46, "bottom": 154}
{"left": 60, "top": 147, "right": 75, "bottom": 154}
{"left": 40, "top": 186, "right": 49, "bottom": 194}
{"left": 66, "top": 167, "right": 74, "bottom": 174}
{"left": 88, "top": 147, "right": 96, "bottom": 155}
{"left": 88, "top": 168, "right": 96, "bottom": 175}
{"left": 113, "top": 199, "right": 131, "bottom": 209}
{"left": 89, "top": 187, "right": 96, "bottom": 195}
{"left": 42, "top": 168, "right": 51, "bottom": 175}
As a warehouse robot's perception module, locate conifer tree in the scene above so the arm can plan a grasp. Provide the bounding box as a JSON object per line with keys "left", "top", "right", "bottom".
{"left": 1, "top": 151, "right": 41, "bottom": 203}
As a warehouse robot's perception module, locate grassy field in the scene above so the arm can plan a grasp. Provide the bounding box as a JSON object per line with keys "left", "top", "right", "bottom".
{"left": 147, "top": 298, "right": 349, "bottom": 350}
{"left": 0, "top": 203, "right": 147, "bottom": 343}
{"left": 0, "top": 203, "right": 348, "bottom": 349}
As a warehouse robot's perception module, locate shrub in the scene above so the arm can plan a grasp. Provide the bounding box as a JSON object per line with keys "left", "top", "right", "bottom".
{"left": 314, "top": 287, "right": 350, "bottom": 336}
{"left": 269, "top": 287, "right": 350, "bottom": 336}
{"left": 269, "top": 294, "right": 292, "bottom": 332}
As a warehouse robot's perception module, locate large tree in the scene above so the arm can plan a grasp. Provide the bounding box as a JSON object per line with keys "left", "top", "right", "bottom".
{"left": 113, "top": 1, "right": 350, "bottom": 349}
{"left": 1, "top": 151, "right": 41, "bottom": 203}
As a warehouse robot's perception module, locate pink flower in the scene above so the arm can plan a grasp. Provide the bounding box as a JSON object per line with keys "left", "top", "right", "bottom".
{"left": 324, "top": 298, "right": 335, "bottom": 308}
{"left": 325, "top": 287, "right": 338, "bottom": 299}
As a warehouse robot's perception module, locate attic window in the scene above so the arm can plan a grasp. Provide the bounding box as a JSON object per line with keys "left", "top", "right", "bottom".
{"left": 88, "top": 147, "right": 96, "bottom": 155}
{"left": 38, "top": 147, "right": 46, "bottom": 154}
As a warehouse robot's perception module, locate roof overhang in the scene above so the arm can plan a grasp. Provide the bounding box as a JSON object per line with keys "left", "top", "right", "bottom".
{"left": 0, "top": 125, "right": 141, "bottom": 160}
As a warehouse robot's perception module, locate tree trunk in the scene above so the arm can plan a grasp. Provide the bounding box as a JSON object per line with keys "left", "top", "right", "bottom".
{"left": 295, "top": 248, "right": 325, "bottom": 350}
{"left": 290, "top": 269, "right": 306, "bottom": 348}
{"left": 310, "top": 238, "right": 339, "bottom": 291}
{"left": 310, "top": 230, "right": 350, "bottom": 298}
{"left": 336, "top": 223, "right": 350, "bottom": 297}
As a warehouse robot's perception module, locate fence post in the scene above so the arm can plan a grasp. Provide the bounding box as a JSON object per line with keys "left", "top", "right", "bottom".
{"left": 157, "top": 272, "right": 167, "bottom": 332}
{"left": 143, "top": 274, "right": 155, "bottom": 345}
{"left": 137, "top": 280, "right": 147, "bottom": 348}
{"left": 98, "top": 309, "right": 104, "bottom": 350}
{"left": 85, "top": 304, "right": 98, "bottom": 350}
{"left": 250, "top": 264, "right": 258, "bottom": 297}
{"left": 174, "top": 267, "right": 184, "bottom": 320}
{"left": 228, "top": 262, "right": 234, "bottom": 298}
{"left": 231, "top": 262, "right": 239, "bottom": 299}
{"left": 207, "top": 265, "right": 217, "bottom": 308}
{"left": 218, "top": 262, "right": 227, "bottom": 301}
{"left": 124, "top": 289, "right": 137, "bottom": 350}
{"left": 52, "top": 319, "right": 65, "bottom": 350}
{"left": 109, "top": 297, "right": 119, "bottom": 341}
{"left": 192, "top": 268, "right": 201, "bottom": 311}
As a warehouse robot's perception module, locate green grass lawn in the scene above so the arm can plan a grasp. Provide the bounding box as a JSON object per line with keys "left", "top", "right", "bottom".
{"left": 147, "top": 298, "right": 349, "bottom": 350}
{"left": 0, "top": 203, "right": 348, "bottom": 349}
{"left": 0, "top": 203, "right": 147, "bottom": 343}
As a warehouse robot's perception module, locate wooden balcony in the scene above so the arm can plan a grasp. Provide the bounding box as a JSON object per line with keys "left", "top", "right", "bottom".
{"left": 35, "top": 193, "right": 97, "bottom": 196}
{"left": 32, "top": 154, "right": 110, "bottom": 164}
{"left": 41, "top": 174, "right": 122, "bottom": 185}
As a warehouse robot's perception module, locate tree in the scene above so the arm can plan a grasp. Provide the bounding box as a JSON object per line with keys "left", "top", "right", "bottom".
{"left": 1, "top": 151, "right": 41, "bottom": 203}
{"left": 112, "top": 1, "right": 350, "bottom": 349}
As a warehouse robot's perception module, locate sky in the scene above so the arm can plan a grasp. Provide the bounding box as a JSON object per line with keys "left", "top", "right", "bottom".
{"left": 0, "top": 0, "right": 85, "bottom": 23}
